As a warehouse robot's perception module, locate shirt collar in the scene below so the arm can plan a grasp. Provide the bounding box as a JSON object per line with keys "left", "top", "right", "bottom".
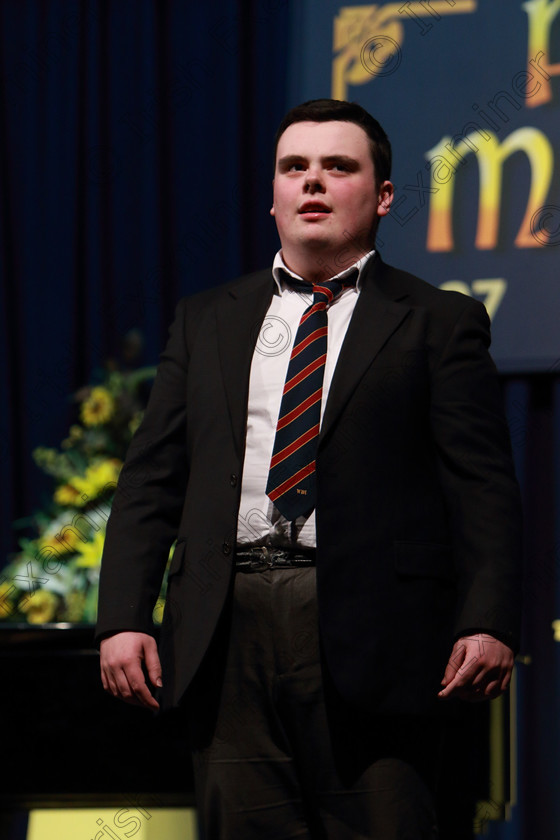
{"left": 271, "top": 250, "right": 374, "bottom": 295}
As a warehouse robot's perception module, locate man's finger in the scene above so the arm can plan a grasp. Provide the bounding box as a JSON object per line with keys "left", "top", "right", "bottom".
{"left": 440, "top": 643, "right": 466, "bottom": 687}
{"left": 125, "top": 665, "right": 160, "bottom": 710}
{"left": 439, "top": 673, "right": 464, "bottom": 698}
{"left": 143, "top": 637, "right": 163, "bottom": 689}
{"left": 109, "top": 663, "right": 159, "bottom": 710}
{"left": 440, "top": 655, "right": 480, "bottom": 693}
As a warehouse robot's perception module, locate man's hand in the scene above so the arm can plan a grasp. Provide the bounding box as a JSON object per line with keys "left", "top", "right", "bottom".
{"left": 439, "top": 633, "right": 514, "bottom": 702}
{"left": 100, "top": 631, "right": 162, "bottom": 711}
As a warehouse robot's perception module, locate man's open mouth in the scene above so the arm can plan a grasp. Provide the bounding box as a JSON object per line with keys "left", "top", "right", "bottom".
{"left": 298, "top": 203, "right": 331, "bottom": 214}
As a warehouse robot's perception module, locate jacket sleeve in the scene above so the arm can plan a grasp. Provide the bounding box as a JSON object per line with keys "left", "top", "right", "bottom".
{"left": 95, "top": 298, "right": 191, "bottom": 643}
{"left": 429, "top": 296, "right": 523, "bottom": 651}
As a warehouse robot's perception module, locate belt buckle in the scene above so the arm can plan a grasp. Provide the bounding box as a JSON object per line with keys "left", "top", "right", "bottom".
{"left": 246, "top": 547, "right": 269, "bottom": 570}
{"left": 261, "top": 546, "right": 276, "bottom": 568}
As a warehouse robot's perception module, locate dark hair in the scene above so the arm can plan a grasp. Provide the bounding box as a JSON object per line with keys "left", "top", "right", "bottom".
{"left": 273, "top": 99, "right": 392, "bottom": 184}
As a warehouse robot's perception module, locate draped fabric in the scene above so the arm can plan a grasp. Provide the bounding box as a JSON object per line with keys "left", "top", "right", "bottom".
{"left": 1, "top": 2, "right": 559, "bottom": 838}
{"left": 0, "top": 0, "right": 290, "bottom": 561}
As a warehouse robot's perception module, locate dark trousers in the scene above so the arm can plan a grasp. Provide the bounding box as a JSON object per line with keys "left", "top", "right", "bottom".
{"left": 189, "top": 567, "right": 442, "bottom": 839}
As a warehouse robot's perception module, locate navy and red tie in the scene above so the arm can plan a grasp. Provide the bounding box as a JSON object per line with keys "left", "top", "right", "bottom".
{"left": 266, "top": 269, "right": 358, "bottom": 520}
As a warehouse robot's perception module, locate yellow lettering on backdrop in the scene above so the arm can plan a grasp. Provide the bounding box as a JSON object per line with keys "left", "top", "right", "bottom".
{"left": 439, "top": 279, "right": 507, "bottom": 321}
{"left": 523, "top": 0, "right": 560, "bottom": 107}
{"left": 332, "top": 2, "right": 477, "bottom": 101}
{"left": 331, "top": 2, "right": 557, "bottom": 252}
{"left": 425, "top": 128, "right": 554, "bottom": 250}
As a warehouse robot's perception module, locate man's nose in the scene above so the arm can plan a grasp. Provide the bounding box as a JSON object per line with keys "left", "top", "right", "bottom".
{"left": 304, "top": 166, "right": 325, "bottom": 193}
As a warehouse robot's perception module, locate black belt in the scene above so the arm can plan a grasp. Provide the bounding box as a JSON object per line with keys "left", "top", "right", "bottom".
{"left": 235, "top": 546, "right": 316, "bottom": 571}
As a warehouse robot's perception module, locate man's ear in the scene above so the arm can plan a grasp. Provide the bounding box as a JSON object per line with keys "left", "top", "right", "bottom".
{"left": 270, "top": 179, "right": 275, "bottom": 216}
{"left": 376, "top": 180, "right": 394, "bottom": 217}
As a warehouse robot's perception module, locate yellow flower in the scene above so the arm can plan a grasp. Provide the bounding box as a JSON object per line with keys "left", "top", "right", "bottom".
{"left": 74, "top": 530, "right": 106, "bottom": 568}
{"left": 81, "top": 387, "right": 115, "bottom": 426}
{"left": 67, "top": 459, "right": 122, "bottom": 504}
{"left": 54, "top": 483, "right": 81, "bottom": 507}
{"left": 20, "top": 590, "right": 58, "bottom": 624}
{"left": 40, "top": 526, "right": 82, "bottom": 555}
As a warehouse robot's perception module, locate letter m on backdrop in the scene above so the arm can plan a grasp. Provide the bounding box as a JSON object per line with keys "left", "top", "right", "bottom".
{"left": 425, "top": 127, "right": 554, "bottom": 250}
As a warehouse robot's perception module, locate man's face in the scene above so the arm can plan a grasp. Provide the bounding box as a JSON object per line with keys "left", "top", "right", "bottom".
{"left": 271, "top": 120, "right": 393, "bottom": 276}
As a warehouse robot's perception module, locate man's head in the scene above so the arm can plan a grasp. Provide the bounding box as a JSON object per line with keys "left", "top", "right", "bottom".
{"left": 274, "top": 99, "right": 392, "bottom": 189}
{"left": 271, "top": 99, "right": 394, "bottom": 282}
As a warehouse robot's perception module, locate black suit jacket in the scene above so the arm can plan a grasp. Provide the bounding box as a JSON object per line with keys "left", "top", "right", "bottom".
{"left": 96, "top": 254, "right": 522, "bottom": 715}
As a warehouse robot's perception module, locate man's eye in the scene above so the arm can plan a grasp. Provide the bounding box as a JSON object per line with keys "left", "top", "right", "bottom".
{"left": 289, "top": 163, "right": 305, "bottom": 172}
{"left": 331, "top": 163, "right": 349, "bottom": 172}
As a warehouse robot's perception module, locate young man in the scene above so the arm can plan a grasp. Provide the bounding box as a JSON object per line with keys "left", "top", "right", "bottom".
{"left": 97, "top": 99, "right": 522, "bottom": 839}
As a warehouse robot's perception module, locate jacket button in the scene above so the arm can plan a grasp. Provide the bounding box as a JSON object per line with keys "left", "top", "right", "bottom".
{"left": 222, "top": 542, "right": 232, "bottom": 555}
{"left": 230, "top": 474, "right": 237, "bottom": 487}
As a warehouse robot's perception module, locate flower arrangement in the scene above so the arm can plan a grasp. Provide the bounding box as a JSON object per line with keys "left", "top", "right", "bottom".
{"left": 0, "top": 353, "right": 162, "bottom": 625}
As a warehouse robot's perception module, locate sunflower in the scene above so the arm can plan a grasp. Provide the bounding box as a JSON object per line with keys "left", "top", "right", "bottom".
{"left": 80, "top": 387, "right": 115, "bottom": 426}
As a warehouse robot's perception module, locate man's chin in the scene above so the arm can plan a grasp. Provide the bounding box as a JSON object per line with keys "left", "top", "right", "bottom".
{"left": 296, "top": 230, "right": 338, "bottom": 249}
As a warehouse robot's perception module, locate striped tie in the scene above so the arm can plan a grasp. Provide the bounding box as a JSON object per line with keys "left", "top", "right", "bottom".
{"left": 266, "top": 269, "right": 358, "bottom": 520}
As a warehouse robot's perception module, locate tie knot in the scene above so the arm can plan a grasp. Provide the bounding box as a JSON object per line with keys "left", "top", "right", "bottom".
{"left": 312, "top": 268, "right": 359, "bottom": 307}
{"left": 281, "top": 268, "right": 358, "bottom": 307}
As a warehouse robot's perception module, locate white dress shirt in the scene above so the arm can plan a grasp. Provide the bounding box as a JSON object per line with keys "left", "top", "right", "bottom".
{"left": 236, "top": 249, "right": 374, "bottom": 548}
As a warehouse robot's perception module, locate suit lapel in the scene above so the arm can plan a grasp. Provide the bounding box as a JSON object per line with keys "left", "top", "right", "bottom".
{"left": 212, "top": 259, "right": 412, "bottom": 453}
{"left": 320, "top": 255, "right": 412, "bottom": 443}
{"left": 215, "top": 271, "right": 275, "bottom": 455}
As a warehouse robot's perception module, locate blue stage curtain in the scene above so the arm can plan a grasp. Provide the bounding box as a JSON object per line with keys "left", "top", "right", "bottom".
{"left": 0, "top": 0, "right": 291, "bottom": 560}
{"left": 480, "top": 376, "right": 560, "bottom": 840}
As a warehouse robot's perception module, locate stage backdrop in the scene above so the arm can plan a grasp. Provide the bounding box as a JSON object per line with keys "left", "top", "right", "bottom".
{"left": 287, "top": 0, "right": 560, "bottom": 373}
